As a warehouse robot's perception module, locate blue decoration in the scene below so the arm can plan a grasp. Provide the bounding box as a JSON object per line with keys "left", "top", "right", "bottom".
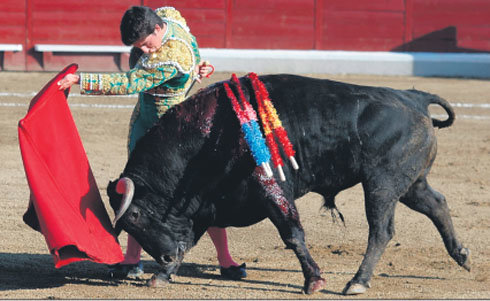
{"left": 241, "top": 121, "right": 271, "bottom": 165}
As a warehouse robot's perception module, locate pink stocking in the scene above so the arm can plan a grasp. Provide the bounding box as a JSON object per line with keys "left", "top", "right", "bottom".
{"left": 207, "top": 227, "right": 239, "bottom": 268}
{"left": 122, "top": 234, "right": 142, "bottom": 265}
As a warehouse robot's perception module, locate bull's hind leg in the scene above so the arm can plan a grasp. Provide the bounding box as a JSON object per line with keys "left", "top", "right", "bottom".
{"left": 254, "top": 171, "right": 326, "bottom": 294}
{"left": 343, "top": 183, "right": 398, "bottom": 295}
{"left": 400, "top": 177, "right": 470, "bottom": 271}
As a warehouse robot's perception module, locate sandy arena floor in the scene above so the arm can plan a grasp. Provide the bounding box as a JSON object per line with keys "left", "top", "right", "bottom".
{"left": 0, "top": 71, "right": 489, "bottom": 299}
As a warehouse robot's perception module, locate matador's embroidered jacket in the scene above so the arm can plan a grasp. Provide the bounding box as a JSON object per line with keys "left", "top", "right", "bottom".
{"left": 80, "top": 7, "right": 200, "bottom": 118}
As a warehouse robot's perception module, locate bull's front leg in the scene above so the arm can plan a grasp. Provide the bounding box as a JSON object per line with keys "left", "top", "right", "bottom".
{"left": 254, "top": 171, "right": 326, "bottom": 294}
{"left": 285, "top": 225, "right": 326, "bottom": 294}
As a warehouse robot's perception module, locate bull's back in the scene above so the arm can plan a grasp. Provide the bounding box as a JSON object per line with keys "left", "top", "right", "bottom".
{"left": 258, "top": 75, "right": 437, "bottom": 197}
{"left": 258, "top": 75, "right": 372, "bottom": 196}
{"left": 203, "top": 75, "right": 438, "bottom": 226}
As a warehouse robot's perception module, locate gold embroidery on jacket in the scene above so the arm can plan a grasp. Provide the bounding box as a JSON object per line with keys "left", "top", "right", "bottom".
{"left": 79, "top": 6, "right": 198, "bottom": 97}
{"left": 139, "top": 38, "right": 194, "bottom": 74}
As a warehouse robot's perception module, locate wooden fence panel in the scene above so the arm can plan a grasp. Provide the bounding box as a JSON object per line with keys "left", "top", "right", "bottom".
{"left": 145, "top": 0, "right": 227, "bottom": 48}
{"left": 0, "top": 0, "right": 487, "bottom": 70}
{"left": 0, "top": 0, "right": 27, "bottom": 70}
{"left": 410, "top": 0, "right": 490, "bottom": 52}
{"left": 229, "top": 0, "right": 315, "bottom": 49}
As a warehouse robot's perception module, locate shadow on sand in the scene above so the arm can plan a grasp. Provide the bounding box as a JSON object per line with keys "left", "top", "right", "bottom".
{"left": 0, "top": 252, "right": 449, "bottom": 295}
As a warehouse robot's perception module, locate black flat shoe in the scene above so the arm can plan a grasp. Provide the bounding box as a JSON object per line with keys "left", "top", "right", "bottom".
{"left": 108, "top": 262, "right": 144, "bottom": 279}
{"left": 220, "top": 263, "right": 247, "bottom": 280}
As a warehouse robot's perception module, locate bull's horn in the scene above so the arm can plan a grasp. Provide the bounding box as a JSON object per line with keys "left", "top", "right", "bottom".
{"left": 112, "top": 177, "right": 135, "bottom": 227}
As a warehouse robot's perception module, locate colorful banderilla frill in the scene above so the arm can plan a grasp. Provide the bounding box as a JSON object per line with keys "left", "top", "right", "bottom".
{"left": 225, "top": 73, "right": 299, "bottom": 181}
{"left": 224, "top": 76, "right": 273, "bottom": 178}
{"left": 247, "top": 72, "right": 299, "bottom": 181}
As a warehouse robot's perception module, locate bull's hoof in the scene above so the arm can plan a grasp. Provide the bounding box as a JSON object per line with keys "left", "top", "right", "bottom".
{"left": 459, "top": 247, "right": 471, "bottom": 272}
{"left": 147, "top": 274, "right": 170, "bottom": 288}
{"left": 303, "top": 276, "right": 326, "bottom": 294}
{"left": 342, "top": 281, "right": 371, "bottom": 295}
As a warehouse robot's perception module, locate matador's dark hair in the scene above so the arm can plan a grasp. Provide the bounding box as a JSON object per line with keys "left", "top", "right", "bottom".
{"left": 120, "top": 6, "right": 163, "bottom": 46}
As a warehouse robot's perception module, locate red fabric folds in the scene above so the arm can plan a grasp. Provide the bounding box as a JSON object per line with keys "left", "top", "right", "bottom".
{"left": 18, "top": 64, "right": 123, "bottom": 268}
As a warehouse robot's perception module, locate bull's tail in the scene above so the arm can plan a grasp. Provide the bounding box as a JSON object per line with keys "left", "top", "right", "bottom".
{"left": 429, "top": 95, "right": 455, "bottom": 129}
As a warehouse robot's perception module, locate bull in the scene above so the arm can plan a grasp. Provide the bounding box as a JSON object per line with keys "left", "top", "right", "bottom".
{"left": 107, "top": 74, "right": 470, "bottom": 295}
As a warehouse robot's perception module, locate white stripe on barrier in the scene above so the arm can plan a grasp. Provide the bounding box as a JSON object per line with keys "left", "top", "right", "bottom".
{"left": 0, "top": 102, "right": 134, "bottom": 109}
{"left": 2, "top": 102, "right": 489, "bottom": 120}
{"left": 450, "top": 102, "right": 490, "bottom": 109}
{"left": 1, "top": 92, "right": 489, "bottom": 109}
{"left": 1, "top": 103, "right": 27, "bottom": 107}
{"left": 0, "top": 92, "right": 137, "bottom": 98}
{"left": 0, "top": 92, "right": 37, "bottom": 97}
{"left": 70, "top": 103, "right": 134, "bottom": 109}
{"left": 431, "top": 114, "right": 490, "bottom": 120}
{"left": 200, "top": 49, "right": 490, "bottom": 78}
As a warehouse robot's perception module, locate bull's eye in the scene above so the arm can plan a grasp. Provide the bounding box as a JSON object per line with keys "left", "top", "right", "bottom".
{"left": 129, "top": 209, "right": 140, "bottom": 222}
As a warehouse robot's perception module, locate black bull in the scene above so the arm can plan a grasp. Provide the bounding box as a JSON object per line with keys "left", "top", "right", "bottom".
{"left": 107, "top": 74, "right": 470, "bottom": 295}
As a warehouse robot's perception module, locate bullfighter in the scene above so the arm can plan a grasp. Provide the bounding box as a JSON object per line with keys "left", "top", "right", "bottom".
{"left": 57, "top": 5, "right": 246, "bottom": 280}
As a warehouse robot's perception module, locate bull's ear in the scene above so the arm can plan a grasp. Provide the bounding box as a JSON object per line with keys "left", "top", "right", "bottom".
{"left": 107, "top": 180, "right": 117, "bottom": 197}
{"left": 107, "top": 179, "right": 122, "bottom": 212}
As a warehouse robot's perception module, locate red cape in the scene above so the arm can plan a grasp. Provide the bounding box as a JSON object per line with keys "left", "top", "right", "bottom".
{"left": 18, "top": 64, "right": 124, "bottom": 268}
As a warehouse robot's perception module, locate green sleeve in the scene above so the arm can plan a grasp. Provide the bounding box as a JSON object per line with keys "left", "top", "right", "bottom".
{"left": 80, "top": 65, "right": 179, "bottom": 95}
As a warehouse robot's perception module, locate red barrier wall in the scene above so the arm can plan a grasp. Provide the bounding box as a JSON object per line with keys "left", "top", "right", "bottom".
{"left": 0, "top": 0, "right": 27, "bottom": 70}
{"left": 0, "top": 0, "right": 488, "bottom": 71}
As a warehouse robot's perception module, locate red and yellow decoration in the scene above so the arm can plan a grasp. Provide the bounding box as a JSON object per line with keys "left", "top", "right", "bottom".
{"left": 225, "top": 73, "right": 299, "bottom": 181}
{"left": 248, "top": 72, "right": 299, "bottom": 181}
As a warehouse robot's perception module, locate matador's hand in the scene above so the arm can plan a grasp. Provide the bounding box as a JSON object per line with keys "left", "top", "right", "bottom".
{"left": 195, "top": 61, "right": 214, "bottom": 83}
{"left": 58, "top": 73, "right": 80, "bottom": 90}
